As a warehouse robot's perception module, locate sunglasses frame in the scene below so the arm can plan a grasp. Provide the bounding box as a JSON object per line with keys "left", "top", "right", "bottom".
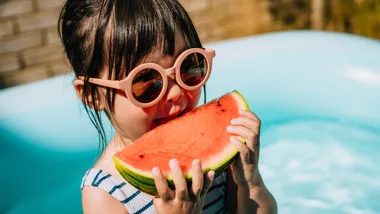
{"left": 78, "top": 48, "right": 216, "bottom": 108}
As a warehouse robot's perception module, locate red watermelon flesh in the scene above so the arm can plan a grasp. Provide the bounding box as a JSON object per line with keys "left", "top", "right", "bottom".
{"left": 113, "top": 90, "right": 249, "bottom": 194}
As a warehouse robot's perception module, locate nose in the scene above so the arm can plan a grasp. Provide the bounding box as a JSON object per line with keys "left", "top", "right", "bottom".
{"left": 164, "top": 79, "right": 184, "bottom": 103}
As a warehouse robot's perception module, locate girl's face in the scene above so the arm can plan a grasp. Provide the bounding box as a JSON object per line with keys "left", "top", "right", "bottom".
{"left": 111, "top": 33, "right": 202, "bottom": 141}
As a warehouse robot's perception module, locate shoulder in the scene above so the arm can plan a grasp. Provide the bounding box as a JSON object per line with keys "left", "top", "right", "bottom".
{"left": 80, "top": 168, "right": 155, "bottom": 214}
{"left": 79, "top": 144, "right": 134, "bottom": 213}
{"left": 80, "top": 168, "right": 129, "bottom": 213}
{"left": 82, "top": 185, "right": 128, "bottom": 214}
{"left": 92, "top": 144, "right": 126, "bottom": 181}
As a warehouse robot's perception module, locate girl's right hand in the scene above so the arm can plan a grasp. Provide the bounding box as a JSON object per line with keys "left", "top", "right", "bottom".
{"left": 152, "top": 159, "right": 215, "bottom": 214}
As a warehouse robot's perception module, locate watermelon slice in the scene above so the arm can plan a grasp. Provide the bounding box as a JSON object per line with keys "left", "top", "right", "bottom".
{"left": 113, "top": 90, "right": 250, "bottom": 194}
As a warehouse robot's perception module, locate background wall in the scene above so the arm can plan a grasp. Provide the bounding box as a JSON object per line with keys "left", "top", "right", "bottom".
{"left": 0, "top": 0, "right": 379, "bottom": 89}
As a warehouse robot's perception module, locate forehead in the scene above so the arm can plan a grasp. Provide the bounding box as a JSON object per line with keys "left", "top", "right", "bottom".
{"left": 143, "top": 32, "right": 188, "bottom": 64}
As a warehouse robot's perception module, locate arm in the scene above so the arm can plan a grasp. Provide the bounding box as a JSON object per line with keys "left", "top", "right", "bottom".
{"left": 226, "top": 169, "right": 277, "bottom": 214}
{"left": 82, "top": 186, "right": 128, "bottom": 214}
{"left": 225, "top": 109, "right": 277, "bottom": 214}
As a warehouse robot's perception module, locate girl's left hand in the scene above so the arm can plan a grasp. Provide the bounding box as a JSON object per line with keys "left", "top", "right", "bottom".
{"left": 226, "top": 109, "right": 261, "bottom": 188}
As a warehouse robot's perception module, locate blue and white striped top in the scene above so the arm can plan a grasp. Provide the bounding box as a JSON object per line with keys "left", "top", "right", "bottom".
{"left": 81, "top": 168, "right": 227, "bottom": 214}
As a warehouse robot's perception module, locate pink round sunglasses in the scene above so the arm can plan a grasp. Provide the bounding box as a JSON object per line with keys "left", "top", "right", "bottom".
{"left": 78, "top": 48, "right": 216, "bottom": 108}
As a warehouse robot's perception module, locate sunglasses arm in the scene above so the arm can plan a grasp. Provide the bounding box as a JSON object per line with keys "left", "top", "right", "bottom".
{"left": 78, "top": 76, "right": 122, "bottom": 90}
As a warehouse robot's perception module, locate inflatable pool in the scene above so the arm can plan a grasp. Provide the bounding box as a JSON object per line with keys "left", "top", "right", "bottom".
{"left": 1, "top": 31, "right": 379, "bottom": 214}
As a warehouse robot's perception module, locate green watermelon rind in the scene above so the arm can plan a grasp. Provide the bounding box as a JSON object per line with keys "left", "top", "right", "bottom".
{"left": 114, "top": 90, "right": 250, "bottom": 195}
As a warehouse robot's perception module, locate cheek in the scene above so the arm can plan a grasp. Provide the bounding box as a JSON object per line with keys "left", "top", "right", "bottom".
{"left": 112, "top": 92, "right": 152, "bottom": 124}
{"left": 186, "top": 89, "right": 202, "bottom": 108}
{"left": 111, "top": 93, "right": 158, "bottom": 139}
{"left": 112, "top": 91, "right": 133, "bottom": 115}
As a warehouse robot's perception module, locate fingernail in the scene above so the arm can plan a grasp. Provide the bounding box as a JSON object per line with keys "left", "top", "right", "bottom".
{"left": 209, "top": 170, "right": 215, "bottom": 179}
{"left": 230, "top": 118, "right": 238, "bottom": 125}
{"left": 152, "top": 167, "right": 160, "bottom": 176}
{"left": 226, "top": 126, "right": 233, "bottom": 132}
{"left": 169, "top": 158, "right": 178, "bottom": 168}
{"left": 192, "top": 159, "right": 200, "bottom": 166}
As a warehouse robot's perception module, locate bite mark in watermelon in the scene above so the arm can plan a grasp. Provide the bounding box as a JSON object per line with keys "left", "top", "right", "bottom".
{"left": 113, "top": 90, "right": 250, "bottom": 194}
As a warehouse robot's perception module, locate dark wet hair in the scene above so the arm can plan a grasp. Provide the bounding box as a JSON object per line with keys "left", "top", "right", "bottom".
{"left": 58, "top": 0, "right": 206, "bottom": 152}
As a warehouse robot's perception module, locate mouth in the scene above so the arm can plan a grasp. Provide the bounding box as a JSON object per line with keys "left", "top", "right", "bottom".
{"left": 154, "top": 109, "right": 187, "bottom": 126}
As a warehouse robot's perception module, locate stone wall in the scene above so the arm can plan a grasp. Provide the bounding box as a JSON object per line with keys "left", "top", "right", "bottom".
{"left": 0, "top": 0, "right": 379, "bottom": 89}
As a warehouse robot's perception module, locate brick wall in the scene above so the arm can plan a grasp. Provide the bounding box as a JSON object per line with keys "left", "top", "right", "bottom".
{"left": 0, "top": 0, "right": 271, "bottom": 89}
{"left": 181, "top": 0, "right": 271, "bottom": 43}
{"left": 0, "top": 0, "right": 68, "bottom": 89}
{"left": 0, "top": 0, "right": 379, "bottom": 89}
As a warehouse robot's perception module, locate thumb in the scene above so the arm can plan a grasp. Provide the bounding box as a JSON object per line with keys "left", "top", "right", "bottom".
{"left": 152, "top": 197, "right": 162, "bottom": 211}
{"left": 200, "top": 170, "right": 215, "bottom": 198}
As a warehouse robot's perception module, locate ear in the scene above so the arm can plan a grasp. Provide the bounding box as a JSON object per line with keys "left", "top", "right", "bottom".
{"left": 73, "top": 79, "right": 106, "bottom": 111}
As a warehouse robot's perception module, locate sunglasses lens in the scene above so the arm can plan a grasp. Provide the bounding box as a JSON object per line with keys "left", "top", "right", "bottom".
{"left": 180, "top": 53, "right": 208, "bottom": 87}
{"left": 132, "top": 69, "right": 163, "bottom": 103}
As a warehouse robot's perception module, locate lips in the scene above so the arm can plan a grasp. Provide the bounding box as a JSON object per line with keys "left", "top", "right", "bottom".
{"left": 154, "top": 109, "right": 187, "bottom": 126}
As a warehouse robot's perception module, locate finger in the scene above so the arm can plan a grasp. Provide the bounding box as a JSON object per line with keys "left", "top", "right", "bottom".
{"left": 191, "top": 159, "right": 203, "bottom": 198}
{"left": 231, "top": 116, "right": 259, "bottom": 129}
{"left": 169, "top": 158, "right": 189, "bottom": 200}
{"left": 152, "top": 167, "right": 172, "bottom": 201}
{"left": 237, "top": 110, "right": 261, "bottom": 149}
{"left": 229, "top": 158, "right": 240, "bottom": 176}
{"left": 230, "top": 116, "right": 260, "bottom": 135}
{"left": 229, "top": 159, "right": 237, "bottom": 174}
{"left": 239, "top": 109, "right": 261, "bottom": 123}
{"left": 152, "top": 198, "right": 161, "bottom": 211}
{"left": 200, "top": 170, "right": 215, "bottom": 198}
{"left": 231, "top": 136, "right": 257, "bottom": 164}
{"left": 230, "top": 135, "right": 249, "bottom": 153}
{"left": 226, "top": 125, "right": 257, "bottom": 150}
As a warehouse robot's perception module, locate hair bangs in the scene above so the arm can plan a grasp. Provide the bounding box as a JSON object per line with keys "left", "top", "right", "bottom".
{"left": 108, "top": 0, "right": 201, "bottom": 80}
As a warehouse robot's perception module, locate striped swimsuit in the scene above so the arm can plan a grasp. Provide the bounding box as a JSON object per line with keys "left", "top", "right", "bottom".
{"left": 81, "top": 168, "right": 227, "bottom": 214}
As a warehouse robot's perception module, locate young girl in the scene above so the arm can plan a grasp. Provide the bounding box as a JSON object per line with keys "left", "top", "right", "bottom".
{"left": 58, "top": 0, "right": 277, "bottom": 213}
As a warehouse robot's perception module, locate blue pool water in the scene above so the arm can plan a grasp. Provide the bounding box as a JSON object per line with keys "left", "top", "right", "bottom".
{"left": 260, "top": 121, "right": 380, "bottom": 213}
{"left": 1, "top": 31, "right": 379, "bottom": 213}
